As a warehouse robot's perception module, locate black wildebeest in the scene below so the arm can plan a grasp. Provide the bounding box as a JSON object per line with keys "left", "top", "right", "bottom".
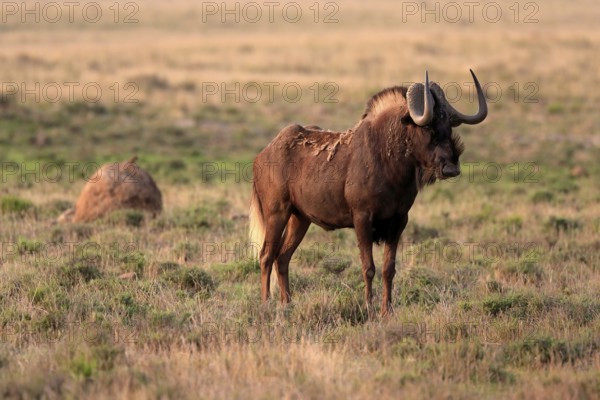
{"left": 249, "top": 70, "right": 488, "bottom": 315}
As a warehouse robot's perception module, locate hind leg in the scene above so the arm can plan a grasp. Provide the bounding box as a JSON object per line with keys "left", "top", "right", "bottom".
{"left": 260, "top": 210, "right": 290, "bottom": 302}
{"left": 275, "top": 213, "right": 311, "bottom": 303}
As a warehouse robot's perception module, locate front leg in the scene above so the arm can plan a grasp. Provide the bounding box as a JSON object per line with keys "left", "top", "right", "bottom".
{"left": 353, "top": 213, "right": 376, "bottom": 308}
{"left": 381, "top": 214, "right": 408, "bottom": 316}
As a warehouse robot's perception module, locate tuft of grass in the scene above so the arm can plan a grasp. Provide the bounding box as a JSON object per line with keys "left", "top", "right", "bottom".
{"left": 17, "top": 237, "right": 43, "bottom": 254}
{"left": 174, "top": 242, "right": 200, "bottom": 262}
{"left": 157, "top": 261, "right": 181, "bottom": 274}
{"left": 92, "top": 344, "right": 124, "bottom": 371}
{"left": 296, "top": 245, "right": 333, "bottom": 267}
{"left": 547, "top": 103, "right": 564, "bottom": 114}
{"left": 163, "top": 267, "right": 215, "bottom": 297}
{"left": 39, "top": 199, "right": 73, "bottom": 217}
{"left": 120, "top": 251, "right": 147, "bottom": 276}
{"left": 486, "top": 280, "right": 504, "bottom": 293}
{"left": 504, "top": 335, "right": 599, "bottom": 366}
{"left": 545, "top": 216, "right": 581, "bottom": 234}
{"left": 549, "top": 177, "right": 579, "bottom": 194}
{"left": 158, "top": 204, "right": 232, "bottom": 231}
{"left": 502, "top": 216, "right": 523, "bottom": 234}
{"left": 149, "top": 310, "right": 178, "bottom": 328}
{"left": 211, "top": 259, "right": 259, "bottom": 282}
{"left": 499, "top": 260, "right": 545, "bottom": 284}
{"left": 59, "top": 258, "right": 103, "bottom": 287}
{"left": 488, "top": 364, "right": 516, "bottom": 384}
{"left": 69, "top": 353, "right": 97, "bottom": 380}
{"left": 107, "top": 209, "right": 145, "bottom": 227}
{"left": 320, "top": 257, "right": 352, "bottom": 275}
{"left": 404, "top": 223, "right": 441, "bottom": 242}
{"left": 482, "top": 293, "right": 531, "bottom": 317}
{"left": 396, "top": 267, "right": 443, "bottom": 308}
{"left": 1, "top": 196, "right": 34, "bottom": 215}
{"left": 531, "top": 190, "right": 554, "bottom": 204}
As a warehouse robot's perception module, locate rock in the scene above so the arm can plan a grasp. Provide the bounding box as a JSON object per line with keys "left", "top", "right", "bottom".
{"left": 61, "top": 156, "right": 162, "bottom": 223}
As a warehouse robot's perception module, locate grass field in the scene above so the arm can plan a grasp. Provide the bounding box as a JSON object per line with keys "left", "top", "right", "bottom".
{"left": 1, "top": 0, "right": 600, "bottom": 398}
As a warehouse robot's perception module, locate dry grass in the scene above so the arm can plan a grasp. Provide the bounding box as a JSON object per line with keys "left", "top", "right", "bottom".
{"left": 1, "top": 0, "right": 600, "bottom": 398}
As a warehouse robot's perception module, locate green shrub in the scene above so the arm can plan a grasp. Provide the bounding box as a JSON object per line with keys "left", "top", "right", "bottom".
{"left": 488, "top": 364, "right": 516, "bottom": 384}
{"left": 486, "top": 280, "right": 504, "bottom": 293}
{"left": 502, "top": 216, "right": 523, "bottom": 234}
{"left": 149, "top": 310, "right": 177, "bottom": 328}
{"left": 124, "top": 210, "right": 144, "bottom": 227}
{"left": 320, "top": 257, "right": 352, "bottom": 275}
{"left": 335, "top": 290, "right": 368, "bottom": 324}
{"left": 157, "top": 261, "right": 181, "bottom": 274}
{"left": 92, "top": 344, "right": 124, "bottom": 371}
{"left": 174, "top": 242, "right": 199, "bottom": 262}
{"left": 504, "top": 335, "right": 599, "bottom": 366}
{"left": 163, "top": 267, "right": 215, "bottom": 297}
{"left": 160, "top": 205, "right": 232, "bottom": 231}
{"left": 17, "top": 237, "right": 43, "bottom": 254}
{"left": 120, "top": 251, "right": 147, "bottom": 276}
{"left": 70, "top": 353, "right": 97, "bottom": 380}
{"left": 545, "top": 216, "right": 581, "bottom": 234}
{"left": 39, "top": 199, "right": 73, "bottom": 217}
{"left": 296, "top": 245, "right": 333, "bottom": 267}
{"left": 211, "top": 259, "right": 259, "bottom": 281}
{"left": 118, "top": 292, "right": 146, "bottom": 319}
{"left": 550, "top": 177, "right": 578, "bottom": 194}
{"left": 531, "top": 190, "right": 554, "bottom": 203}
{"left": 405, "top": 223, "right": 440, "bottom": 242}
{"left": 1, "top": 196, "right": 33, "bottom": 215}
{"left": 59, "top": 259, "right": 103, "bottom": 287}
{"left": 547, "top": 103, "right": 564, "bottom": 114}
{"left": 500, "top": 260, "right": 545, "bottom": 284}
{"left": 396, "top": 268, "right": 443, "bottom": 308}
{"left": 106, "top": 209, "right": 145, "bottom": 227}
{"left": 482, "top": 293, "right": 531, "bottom": 316}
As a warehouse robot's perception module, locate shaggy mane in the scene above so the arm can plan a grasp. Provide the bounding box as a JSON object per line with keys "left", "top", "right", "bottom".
{"left": 362, "top": 86, "right": 408, "bottom": 119}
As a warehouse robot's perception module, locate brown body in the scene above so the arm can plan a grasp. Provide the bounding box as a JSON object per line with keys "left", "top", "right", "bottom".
{"left": 250, "top": 71, "right": 488, "bottom": 315}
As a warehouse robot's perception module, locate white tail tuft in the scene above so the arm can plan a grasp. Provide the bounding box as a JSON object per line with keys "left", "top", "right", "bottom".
{"left": 249, "top": 184, "right": 265, "bottom": 258}
{"left": 248, "top": 184, "right": 280, "bottom": 296}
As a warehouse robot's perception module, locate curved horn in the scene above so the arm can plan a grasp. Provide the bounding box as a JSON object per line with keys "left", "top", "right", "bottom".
{"left": 448, "top": 69, "right": 488, "bottom": 126}
{"left": 407, "top": 71, "right": 434, "bottom": 127}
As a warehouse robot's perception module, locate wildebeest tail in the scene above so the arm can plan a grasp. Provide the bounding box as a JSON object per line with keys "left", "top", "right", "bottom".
{"left": 249, "top": 182, "right": 266, "bottom": 256}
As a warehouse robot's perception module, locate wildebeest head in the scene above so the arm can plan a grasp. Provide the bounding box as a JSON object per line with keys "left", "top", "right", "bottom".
{"left": 402, "top": 70, "right": 487, "bottom": 183}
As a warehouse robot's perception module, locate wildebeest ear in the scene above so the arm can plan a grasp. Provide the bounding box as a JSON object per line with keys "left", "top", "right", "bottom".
{"left": 401, "top": 115, "right": 413, "bottom": 125}
{"left": 400, "top": 108, "right": 413, "bottom": 125}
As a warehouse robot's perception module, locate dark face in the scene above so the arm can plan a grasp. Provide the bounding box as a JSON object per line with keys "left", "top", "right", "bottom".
{"left": 431, "top": 106, "right": 464, "bottom": 179}
{"left": 408, "top": 106, "right": 464, "bottom": 181}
